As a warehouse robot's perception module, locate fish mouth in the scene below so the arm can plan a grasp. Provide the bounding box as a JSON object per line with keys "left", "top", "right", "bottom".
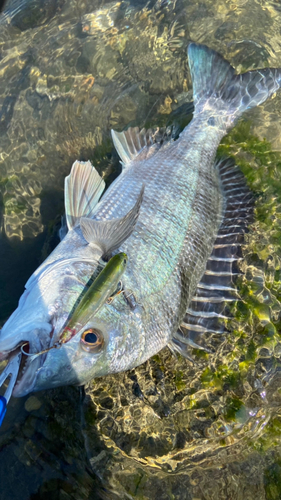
{"left": 0, "top": 319, "right": 54, "bottom": 397}
{"left": 12, "top": 342, "right": 42, "bottom": 397}
{"left": 0, "top": 338, "right": 49, "bottom": 398}
{"left": 0, "top": 343, "right": 41, "bottom": 398}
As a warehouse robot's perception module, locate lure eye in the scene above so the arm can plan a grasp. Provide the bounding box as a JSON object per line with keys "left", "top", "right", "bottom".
{"left": 80, "top": 328, "right": 104, "bottom": 353}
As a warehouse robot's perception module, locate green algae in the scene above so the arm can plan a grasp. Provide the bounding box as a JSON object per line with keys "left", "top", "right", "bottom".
{"left": 224, "top": 396, "right": 244, "bottom": 422}
{"left": 174, "top": 370, "right": 186, "bottom": 391}
{"left": 264, "top": 457, "right": 281, "bottom": 500}
{"left": 201, "top": 365, "right": 241, "bottom": 391}
{"left": 219, "top": 121, "right": 281, "bottom": 203}
{"left": 192, "top": 348, "right": 208, "bottom": 360}
{"left": 253, "top": 417, "right": 281, "bottom": 454}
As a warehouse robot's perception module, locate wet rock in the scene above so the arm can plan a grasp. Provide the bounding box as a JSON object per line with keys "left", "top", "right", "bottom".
{"left": 8, "top": 0, "right": 65, "bottom": 31}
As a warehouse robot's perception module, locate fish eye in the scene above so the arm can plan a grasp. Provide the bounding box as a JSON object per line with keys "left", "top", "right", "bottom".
{"left": 80, "top": 328, "right": 104, "bottom": 353}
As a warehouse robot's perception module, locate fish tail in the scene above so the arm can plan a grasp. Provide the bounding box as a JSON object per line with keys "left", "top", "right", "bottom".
{"left": 188, "top": 43, "right": 281, "bottom": 131}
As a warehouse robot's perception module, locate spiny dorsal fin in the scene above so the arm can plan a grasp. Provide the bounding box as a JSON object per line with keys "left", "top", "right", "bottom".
{"left": 65, "top": 160, "right": 105, "bottom": 230}
{"left": 171, "top": 158, "right": 254, "bottom": 359}
{"left": 80, "top": 185, "right": 144, "bottom": 257}
{"left": 111, "top": 126, "right": 174, "bottom": 166}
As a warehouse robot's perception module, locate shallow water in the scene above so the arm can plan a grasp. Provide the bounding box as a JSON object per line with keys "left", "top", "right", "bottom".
{"left": 0, "top": 0, "right": 281, "bottom": 498}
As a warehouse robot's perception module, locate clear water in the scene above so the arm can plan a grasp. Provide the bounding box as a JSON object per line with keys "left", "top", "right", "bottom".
{"left": 0, "top": 0, "right": 281, "bottom": 498}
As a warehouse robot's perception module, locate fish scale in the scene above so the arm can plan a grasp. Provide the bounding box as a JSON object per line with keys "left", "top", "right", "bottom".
{"left": 86, "top": 122, "right": 225, "bottom": 370}
{"left": 97, "top": 124, "right": 222, "bottom": 297}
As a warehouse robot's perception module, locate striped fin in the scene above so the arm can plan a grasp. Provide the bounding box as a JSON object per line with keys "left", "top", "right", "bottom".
{"left": 111, "top": 126, "right": 174, "bottom": 166}
{"left": 170, "top": 158, "right": 254, "bottom": 359}
{"left": 65, "top": 160, "right": 105, "bottom": 230}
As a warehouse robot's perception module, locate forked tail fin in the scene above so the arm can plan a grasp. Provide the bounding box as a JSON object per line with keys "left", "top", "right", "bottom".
{"left": 188, "top": 43, "right": 281, "bottom": 131}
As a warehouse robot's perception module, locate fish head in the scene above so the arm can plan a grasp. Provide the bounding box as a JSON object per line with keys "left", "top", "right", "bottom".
{"left": 0, "top": 255, "right": 101, "bottom": 397}
{"left": 26, "top": 295, "right": 144, "bottom": 394}
{"left": 0, "top": 252, "right": 142, "bottom": 397}
{"left": 0, "top": 159, "right": 145, "bottom": 400}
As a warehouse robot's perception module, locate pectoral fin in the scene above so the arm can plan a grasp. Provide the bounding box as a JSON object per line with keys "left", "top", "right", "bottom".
{"left": 65, "top": 160, "right": 105, "bottom": 230}
{"left": 80, "top": 185, "right": 144, "bottom": 257}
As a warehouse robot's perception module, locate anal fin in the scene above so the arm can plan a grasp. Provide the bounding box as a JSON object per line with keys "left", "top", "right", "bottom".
{"left": 170, "top": 158, "right": 254, "bottom": 359}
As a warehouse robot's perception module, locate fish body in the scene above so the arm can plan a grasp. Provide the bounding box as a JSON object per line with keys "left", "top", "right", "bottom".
{"left": 1, "top": 43, "right": 281, "bottom": 398}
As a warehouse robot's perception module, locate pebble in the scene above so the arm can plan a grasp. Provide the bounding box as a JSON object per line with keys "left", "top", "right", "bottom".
{"left": 24, "top": 396, "right": 42, "bottom": 412}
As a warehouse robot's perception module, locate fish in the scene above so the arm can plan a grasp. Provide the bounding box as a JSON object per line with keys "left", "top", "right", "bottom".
{"left": 1, "top": 42, "right": 281, "bottom": 403}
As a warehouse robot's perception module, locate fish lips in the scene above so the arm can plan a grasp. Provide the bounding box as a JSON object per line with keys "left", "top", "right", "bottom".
{"left": 0, "top": 321, "right": 53, "bottom": 397}
{"left": 12, "top": 355, "right": 42, "bottom": 397}
{"left": 30, "top": 343, "right": 82, "bottom": 392}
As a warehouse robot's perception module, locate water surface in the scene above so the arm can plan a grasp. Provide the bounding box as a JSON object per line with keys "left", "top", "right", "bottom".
{"left": 0, "top": 0, "right": 281, "bottom": 498}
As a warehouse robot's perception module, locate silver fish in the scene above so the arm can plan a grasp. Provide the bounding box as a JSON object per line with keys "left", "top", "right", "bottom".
{"left": 1, "top": 43, "right": 281, "bottom": 400}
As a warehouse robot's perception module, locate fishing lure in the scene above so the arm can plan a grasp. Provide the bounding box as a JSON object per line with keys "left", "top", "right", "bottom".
{"left": 21, "top": 252, "right": 128, "bottom": 360}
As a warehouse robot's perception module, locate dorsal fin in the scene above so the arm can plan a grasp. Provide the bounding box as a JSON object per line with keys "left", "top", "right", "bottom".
{"left": 65, "top": 160, "right": 105, "bottom": 230}
{"left": 111, "top": 126, "right": 174, "bottom": 165}
{"left": 170, "top": 158, "right": 254, "bottom": 359}
{"left": 80, "top": 185, "right": 144, "bottom": 258}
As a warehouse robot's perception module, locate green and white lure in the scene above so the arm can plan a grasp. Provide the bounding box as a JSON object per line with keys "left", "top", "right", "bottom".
{"left": 21, "top": 253, "right": 128, "bottom": 360}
